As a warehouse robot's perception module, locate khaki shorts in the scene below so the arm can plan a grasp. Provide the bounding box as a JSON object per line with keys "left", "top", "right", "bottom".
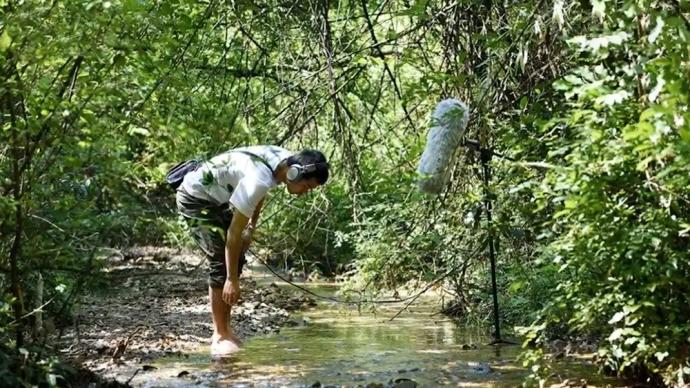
{"left": 176, "top": 187, "right": 246, "bottom": 288}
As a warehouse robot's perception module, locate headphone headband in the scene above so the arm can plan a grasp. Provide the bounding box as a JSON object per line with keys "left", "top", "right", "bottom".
{"left": 301, "top": 162, "right": 328, "bottom": 174}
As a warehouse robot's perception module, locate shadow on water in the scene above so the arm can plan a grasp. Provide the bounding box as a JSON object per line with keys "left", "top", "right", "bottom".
{"left": 142, "top": 272, "right": 622, "bottom": 387}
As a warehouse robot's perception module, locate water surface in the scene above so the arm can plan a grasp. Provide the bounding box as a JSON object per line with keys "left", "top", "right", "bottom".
{"left": 144, "top": 274, "right": 619, "bottom": 387}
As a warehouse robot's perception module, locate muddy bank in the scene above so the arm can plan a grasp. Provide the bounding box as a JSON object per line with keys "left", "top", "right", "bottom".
{"left": 53, "top": 246, "right": 314, "bottom": 384}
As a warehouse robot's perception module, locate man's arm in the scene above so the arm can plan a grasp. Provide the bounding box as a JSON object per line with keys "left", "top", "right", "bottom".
{"left": 223, "top": 209, "right": 249, "bottom": 306}
{"left": 242, "top": 198, "right": 264, "bottom": 251}
{"left": 250, "top": 198, "right": 264, "bottom": 229}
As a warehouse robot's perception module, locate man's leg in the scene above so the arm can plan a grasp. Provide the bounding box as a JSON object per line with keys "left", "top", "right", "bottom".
{"left": 176, "top": 192, "right": 241, "bottom": 355}
{"left": 189, "top": 219, "right": 242, "bottom": 354}
{"left": 206, "top": 243, "right": 243, "bottom": 354}
{"left": 209, "top": 285, "right": 241, "bottom": 354}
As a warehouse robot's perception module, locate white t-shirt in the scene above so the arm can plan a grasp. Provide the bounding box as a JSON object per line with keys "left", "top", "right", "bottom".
{"left": 181, "top": 145, "right": 293, "bottom": 218}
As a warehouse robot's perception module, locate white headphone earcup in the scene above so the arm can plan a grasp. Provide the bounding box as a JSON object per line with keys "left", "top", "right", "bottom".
{"left": 286, "top": 165, "right": 300, "bottom": 182}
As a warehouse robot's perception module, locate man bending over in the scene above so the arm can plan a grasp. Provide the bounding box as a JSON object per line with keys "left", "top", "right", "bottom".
{"left": 175, "top": 145, "right": 329, "bottom": 356}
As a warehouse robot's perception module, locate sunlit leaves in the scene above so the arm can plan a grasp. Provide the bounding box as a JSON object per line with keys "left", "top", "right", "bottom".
{"left": 568, "top": 31, "right": 630, "bottom": 52}
{"left": 591, "top": 0, "right": 606, "bottom": 23}
{"left": 595, "top": 90, "right": 631, "bottom": 106}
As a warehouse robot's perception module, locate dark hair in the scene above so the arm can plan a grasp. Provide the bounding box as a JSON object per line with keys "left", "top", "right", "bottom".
{"left": 286, "top": 149, "right": 329, "bottom": 185}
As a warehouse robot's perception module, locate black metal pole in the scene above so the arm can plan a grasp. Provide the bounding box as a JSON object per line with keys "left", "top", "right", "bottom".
{"left": 480, "top": 148, "right": 502, "bottom": 343}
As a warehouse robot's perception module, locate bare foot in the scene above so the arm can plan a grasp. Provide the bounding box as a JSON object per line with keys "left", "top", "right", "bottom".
{"left": 211, "top": 333, "right": 242, "bottom": 356}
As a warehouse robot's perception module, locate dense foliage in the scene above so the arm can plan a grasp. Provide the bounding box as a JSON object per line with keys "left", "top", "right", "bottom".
{"left": 518, "top": 1, "right": 690, "bottom": 384}
{"left": 1, "top": 0, "right": 688, "bottom": 385}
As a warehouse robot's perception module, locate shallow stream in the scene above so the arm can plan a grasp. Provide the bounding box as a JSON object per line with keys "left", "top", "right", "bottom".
{"left": 141, "top": 271, "right": 620, "bottom": 387}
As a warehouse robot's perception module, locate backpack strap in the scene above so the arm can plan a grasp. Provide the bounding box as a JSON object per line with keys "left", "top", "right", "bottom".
{"left": 234, "top": 150, "right": 275, "bottom": 176}
{"left": 165, "top": 159, "right": 201, "bottom": 189}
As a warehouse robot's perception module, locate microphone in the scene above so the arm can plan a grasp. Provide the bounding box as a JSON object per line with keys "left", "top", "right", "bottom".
{"left": 417, "top": 98, "right": 470, "bottom": 194}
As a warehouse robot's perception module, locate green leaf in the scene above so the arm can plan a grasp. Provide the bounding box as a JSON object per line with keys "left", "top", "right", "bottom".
{"left": 595, "top": 90, "right": 631, "bottom": 106}
{"left": 608, "top": 311, "right": 626, "bottom": 324}
{"left": 508, "top": 281, "right": 525, "bottom": 293}
{"left": 591, "top": 0, "right": 605, "bottom": 21}
{"left": 400, "top": 0, "right": 429, "bottom": 17}
{"left": 609, "top": 328, "right": 624, "bottom": 341}
{"left": 568, "top": 31, "right": 631, "bottom": 52}
{"left": 128, "top": 126, "right": 150, "bottom": 136}
{"left": 0, "top": 29, "right": 12, "bottom": 51}
{"left": 123, "top": 0, "right": 145, "bottom": 12}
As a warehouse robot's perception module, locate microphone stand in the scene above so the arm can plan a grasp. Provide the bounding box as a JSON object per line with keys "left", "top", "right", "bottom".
{"left": 464, "top": 140, "right": 515, "bottom": 345}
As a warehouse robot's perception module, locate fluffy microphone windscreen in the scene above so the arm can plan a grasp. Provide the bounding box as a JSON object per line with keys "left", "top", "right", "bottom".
{"left": 417, "top": 98, "right": 470, "bottom": 194}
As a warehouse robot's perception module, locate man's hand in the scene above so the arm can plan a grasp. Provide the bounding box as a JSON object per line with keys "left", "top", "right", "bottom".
{"left": 222, "top": 279, "right": 240, "bottom": 305}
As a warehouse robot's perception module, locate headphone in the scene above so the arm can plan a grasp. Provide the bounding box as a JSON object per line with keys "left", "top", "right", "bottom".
{"left": 286, "top": 162, "right": 328, "bottom": 182}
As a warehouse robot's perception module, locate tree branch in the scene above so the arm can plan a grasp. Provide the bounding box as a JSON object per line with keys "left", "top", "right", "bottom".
{"left": 359, "top": 0, "right": 416, "bottom": 131}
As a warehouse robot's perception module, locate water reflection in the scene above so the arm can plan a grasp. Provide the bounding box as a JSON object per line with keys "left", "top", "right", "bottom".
{"left": 148, "top": 281, "right": 621, "bottom": 387}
